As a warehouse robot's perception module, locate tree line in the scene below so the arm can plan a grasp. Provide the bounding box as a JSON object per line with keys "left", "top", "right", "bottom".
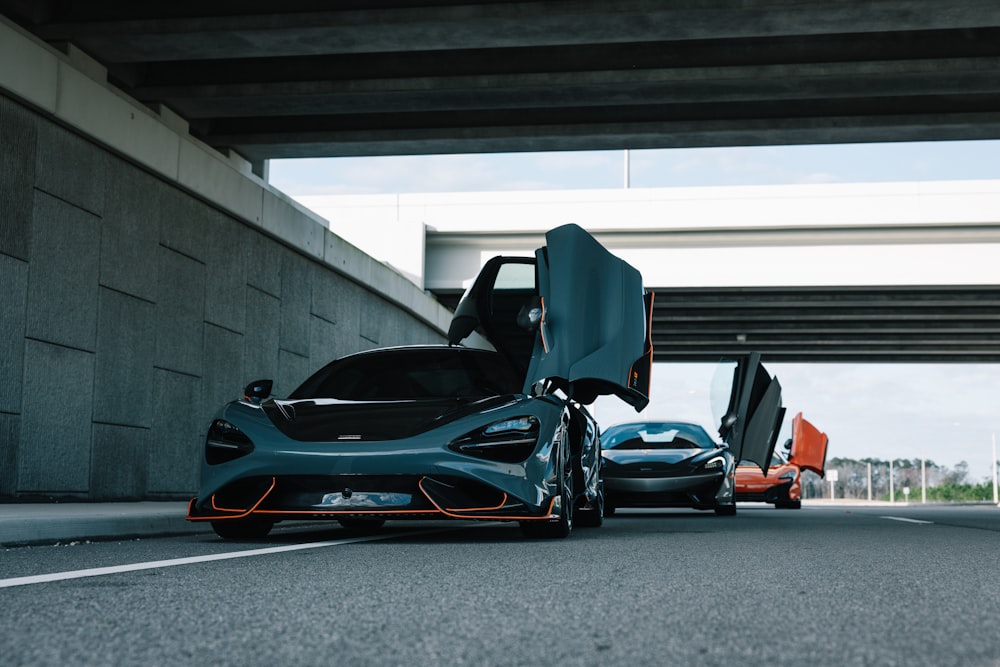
{"left": 801, "top": 457, "right": 998, "bottom": 502}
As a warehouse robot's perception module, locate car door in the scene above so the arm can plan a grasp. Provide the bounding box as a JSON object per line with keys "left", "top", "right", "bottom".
{"left": 789, "top": 412, "right": 829, "bottom": 477}
{"left": 712, "top": 351, "right": 785, "bottom": 474}
{"left": 448, "top": 223, "right": 653, "bottom": 410}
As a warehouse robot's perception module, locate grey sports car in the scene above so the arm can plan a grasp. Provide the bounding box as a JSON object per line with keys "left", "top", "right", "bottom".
{"left": 600, "top": 353, "right": 785, "bottom": 516}
{"left": 187, "top": 223, "right": 654, "bottom": 539}
{"left": 600, "top": 420, "right": 735, "bottom": 515}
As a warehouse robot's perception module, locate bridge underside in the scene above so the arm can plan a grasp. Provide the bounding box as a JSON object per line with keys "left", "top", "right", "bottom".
{"left": 647, "top": 285, "right": 1000, "bottom": 363}
{"left": 2, "top": 1, "right": 1000, "bottom": 162}
{"left": 434, "top": 285, "right": 1000, "bottom": 363}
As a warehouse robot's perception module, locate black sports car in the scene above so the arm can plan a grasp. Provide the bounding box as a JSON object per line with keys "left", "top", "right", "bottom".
{"left": 187, "top": 223, "right": 654, "bottom": 539}
{"left": 601, "top": 353, "right": 785, "bottom": 516}
{"left": 601, "top": 420, "right": 735, "bottom": 515}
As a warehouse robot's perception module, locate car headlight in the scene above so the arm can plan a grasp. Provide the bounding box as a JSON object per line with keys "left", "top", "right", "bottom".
{"left": 779, "top": 469, "right": 798, "bottom": 480}
{"left": 449, "top": 416, "right": 540, "bottom": 463}
{"left": 205, "top": 419, "right": 255, "bottom": 465}
{"left": 703, "top": 455, "right": 725, "bottom": 470}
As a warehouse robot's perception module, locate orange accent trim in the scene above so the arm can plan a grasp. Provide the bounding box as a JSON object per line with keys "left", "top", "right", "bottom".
{"left": 187, "top": 477, "right": 557, "bottom": 523}
{"left": 539, "top": 296, "right": 549, "bottom": 353}
{"left": 254, "top": 509, "right": 439, "bottom": 516}
{"left": 190, "top": 477, "right": 277, "bottom": 521}
{"left": 418, "top": 477, "right": 557, "bottom": 520}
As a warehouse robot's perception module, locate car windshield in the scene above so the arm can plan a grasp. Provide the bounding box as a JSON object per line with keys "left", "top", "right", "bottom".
{"left": 289, "top": 347, "right": 523, "bottom": 401}
{"left": 602, "top": 422, "right": 716, "bottom": 450}
{"left": 739, "top": 450, "right": 787, "bottom": 467}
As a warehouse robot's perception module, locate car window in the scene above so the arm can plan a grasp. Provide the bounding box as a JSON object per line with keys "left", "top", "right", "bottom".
{"left": 290, "top": 348, "right": 523, "bottom": 400}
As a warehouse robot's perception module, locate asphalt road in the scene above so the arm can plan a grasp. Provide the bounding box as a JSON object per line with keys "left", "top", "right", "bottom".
{"left": 2, "top": 504, "right": 999, "bottom": 666}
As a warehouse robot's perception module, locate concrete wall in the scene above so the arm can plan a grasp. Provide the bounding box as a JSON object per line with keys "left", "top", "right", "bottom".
{"left": 0, "top": 93, "right": 447, "bottom": 500}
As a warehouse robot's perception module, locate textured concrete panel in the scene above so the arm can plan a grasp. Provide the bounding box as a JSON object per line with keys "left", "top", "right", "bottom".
{"left": 26, "top": 192, "right": 100, "bottom": 351}
{"left": 91, "top": 424, "right": 150, "bottom": 499}
{"left": 202, "top": 213, "right": 247, "bottom": 333}
{"left": 0, "top": 95, "right": 36, "bottom": 261}
{"left": 155, "top": 247, "right": 205, "bottom": 376}
{"left": 148, "top": 369, "right": 201, "bottom": 496}
{"left": 309, "top": 315, "right": 338, "bottom": 368}
{"left": 310, "top": 263, "right": 344, "bottom": 325}
{"left": 279, "top": 251, "right": 311, "bottom": 357}
{"left": 178, "top": 138, "right": 264, "bottom": 229}
{"left": 20, "top": 340, "right": 94, "bottom": 494}
{"left": 202, "top": 323, "right": 245, "bottom": 412}
{"left": 245, "top": 229, "right": 281, "bottom": 298}
{"left": 100, "top": 160, "right": 165, "bottom": 302}
{"left": 0, "top": 254, "right": 27, "bottom": 413}
{"left": 35, "top": 120, "right": 108, "bottom": 216}
{"left": 159, "top": 185, "right": 209, "bottom": 261}
{"left": 0, "top": 412, "right": 19, "bottom": 497}
{"left": 276, "top": 348, "right": 310, "bottom": 399}
{"left": 262, "top": 191, "right": 324, "bottom": 261}
{"left": 331, "top": 278, "right": 363, "bottom": 354}
{"left": 359, "top": 293, "right": 389, "bottom": 346}
{"left": 94, "top": 287, "right": 155, "bottom": 428}
{"left": 244, "top": 286, "right": 280, "bottom": 382}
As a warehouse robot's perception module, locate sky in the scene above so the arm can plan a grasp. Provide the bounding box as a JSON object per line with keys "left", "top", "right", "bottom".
{"left": 269, "top": 141, "right": 1000, "bottom": 483}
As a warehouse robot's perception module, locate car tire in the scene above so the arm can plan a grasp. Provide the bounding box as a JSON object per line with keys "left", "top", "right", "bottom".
{"left": 575, "top": 482, "right": 604, "bottom": 528}
{"left": 714, "top": 503, "right": 737, "bottom": 516}
{"left": 211, "top": 518, "right": 274, "bottom": 540}
{"left": 775, "top": 500, "right": 802, "bottom": 509}
{"left": 337, "top": 518, "right": 386, "bottom": 532}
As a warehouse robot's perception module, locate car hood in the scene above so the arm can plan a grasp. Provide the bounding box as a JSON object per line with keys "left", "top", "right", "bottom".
{"left": 259, "top": 395, "right": 516, "bottom": 442}
{"left": 602, "top": 447, "right": 721, "bottom": 467}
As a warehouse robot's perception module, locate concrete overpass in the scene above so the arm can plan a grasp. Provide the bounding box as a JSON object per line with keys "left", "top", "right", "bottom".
{"left": 298, "top": 181, "right": 1000, "bottom": 363}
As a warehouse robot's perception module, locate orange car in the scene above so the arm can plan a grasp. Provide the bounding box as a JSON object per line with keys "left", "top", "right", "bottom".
{"left": 734, "top": 412, "right": 828, "bottom": 509}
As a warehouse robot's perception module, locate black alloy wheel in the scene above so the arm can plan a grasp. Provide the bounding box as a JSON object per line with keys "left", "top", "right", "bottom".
{"left": 714, "top": 503, "right": 737, "bottom": 516}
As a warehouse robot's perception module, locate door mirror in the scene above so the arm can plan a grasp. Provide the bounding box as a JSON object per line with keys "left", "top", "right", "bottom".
{"left": 719, "top": 413, "right": 738, "bottom": 437}
{"left": 243, "top": 379, "right": 273, "bottom": 405}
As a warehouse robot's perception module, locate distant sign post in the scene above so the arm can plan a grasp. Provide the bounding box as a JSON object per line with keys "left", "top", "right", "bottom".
{"left": 827, "top": 469, "right": 839, "bottom": 500}
{"left": 903, "top": 486, "right": 911, "bottom": 503}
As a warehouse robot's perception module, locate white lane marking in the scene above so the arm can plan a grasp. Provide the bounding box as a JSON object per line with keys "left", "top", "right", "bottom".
{"left": 880, "top": 515, "right": 934, "bottom": 525}
{"left": 0, "top": 528, "right": 454, "bottom": 589}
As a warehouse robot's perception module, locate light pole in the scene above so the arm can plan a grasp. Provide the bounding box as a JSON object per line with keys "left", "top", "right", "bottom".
{"left": 921, "top": 455, "right": 927, "bottom": 504}
{"left": 889, "top": 460, "right": 895, "bottom": 504}
{"left": 992, "top": 433, "right": 998, "bottom": 506}
{"left": 867, "top": 462, "right": 872, "bottom": 502}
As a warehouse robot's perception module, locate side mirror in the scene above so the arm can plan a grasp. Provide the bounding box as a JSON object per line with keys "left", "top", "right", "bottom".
{"left": 243, "top": 379, "right": 273, "bottom": 405}
{"left": 719, "top": 413, "right": 738, "bottom": 438}
{"left": 516, "top": 296, "right": 544, "bottom": 332}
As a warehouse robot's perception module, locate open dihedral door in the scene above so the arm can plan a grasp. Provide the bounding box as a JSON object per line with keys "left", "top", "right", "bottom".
{"left": 790, "top": 412, "right": 829, "bottom": 477}
{"left": 714, "top": 352, "right": 785, "bottom": 474}
{"left": 525, "top": 223, "right": 652, "bottom": 410}
{"left": 447, "top": 223, "right": 653, "bottom": 410}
